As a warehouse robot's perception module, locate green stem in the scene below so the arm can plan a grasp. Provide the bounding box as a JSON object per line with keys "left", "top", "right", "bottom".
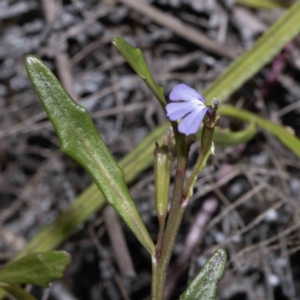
{"left": 151, "top": 123, "right": 216, "bottom": 299}
{"left": 151, "top": 129, "right": 188, "bottom": 299}
{"left": 151, "top": 255, "right": 165, "bottom": 300}
{"left": 156, "top": 216, "right": 166, "bottom": 257}
{"left": 183, "top": 125, "right": 215, "bottom": 199}
{"left": 151, "top": 172, "right": 186, "bottom": 298}
{"left": 182, "top": 150, "right": 206, "bottom": 199}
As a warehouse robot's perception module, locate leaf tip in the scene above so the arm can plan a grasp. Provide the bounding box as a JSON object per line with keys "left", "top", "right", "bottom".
{"left": 216, "top": 248, "right": 227, "bottom": 262}
{"left": 24, "top": 54, "right": 39, "bottom": 66}
{"left": 112, "top": 36, "right": 121, "bottom": 46}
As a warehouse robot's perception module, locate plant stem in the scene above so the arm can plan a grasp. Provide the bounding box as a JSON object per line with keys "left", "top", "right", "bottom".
{"left": 182, "top": 150, "right": 206, "bottom": 199}
{"left": 151, "top": 254, "right": 165, "bottom": 300}
{"left": 151, "top": 123, "right": 215, "bottom": 299}
{"left": 151, "top": 149, "right": 187, "bottom": 299}
{"left": 183, "top": 125, "right": 214, "bottom": 199}
{"left": 156, "top": 216, "right": 166, "bottom": 257}
{"left": 151, "top": 123, "right": 190, "bottom": 299}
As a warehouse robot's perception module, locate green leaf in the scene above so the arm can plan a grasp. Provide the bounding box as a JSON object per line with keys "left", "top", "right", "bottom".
{"left": 25, "top": 55, "right": 155, "bottom": 256}
{"left": 0, "top": 251, "right": 70, "bottom": 287}
{"left": 12, "top": 124, "right": 169, "bottom": 261}
{"left": 235, "top": 0, "right": 290, "bottom": 9}
{"left": 180, "top": 249, "right": 227, "bottom": 300}
{"left": 219, "top": 105, "right": 300, "bottom": 157}
{"left": 204, "top": 0, "right": 300, "bottom": 104}
{"left": 196, "top": 122, "right": 256, "bottom": 147}
{"left": 0, "top": 283, "right": 38, "bottom": 300}
{"left": 112, "top": 36, "right": 166, "bottom": 108}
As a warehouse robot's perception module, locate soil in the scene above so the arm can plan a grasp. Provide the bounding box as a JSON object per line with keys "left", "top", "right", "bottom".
{"left": 1, "top": 0, "right": 300, "bottom": 299}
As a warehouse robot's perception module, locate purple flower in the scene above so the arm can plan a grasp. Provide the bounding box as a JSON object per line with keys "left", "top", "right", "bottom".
{"left": 166, "top": 84, "right": 209, "bottom": 135}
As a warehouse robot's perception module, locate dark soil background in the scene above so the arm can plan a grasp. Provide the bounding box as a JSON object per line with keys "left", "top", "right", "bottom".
{"left": 1, "top": 0, "right": 300, "bottom": 299}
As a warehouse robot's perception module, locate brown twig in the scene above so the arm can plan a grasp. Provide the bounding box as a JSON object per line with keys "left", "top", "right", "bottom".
{"left": 118, "top": 0, "right": 237, "bottom": 59}
{"left": 41, "top": 0, "right": 78, "bottom": 101}
{"left": 165, "top": 197, "right": 219, "bottom": 300}
{"left": 103, "top": 205, "right": 136, "bottom": 278}
{"left": 89, "top": 224, "right": 131, "bottom": 300}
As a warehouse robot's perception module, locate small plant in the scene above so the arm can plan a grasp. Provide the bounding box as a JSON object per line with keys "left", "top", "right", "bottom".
{"left": 24, "top": 36, "right": 228, "bottom": 299}
{"left": 0, "top": 251, "right": 70, "bottom": 300}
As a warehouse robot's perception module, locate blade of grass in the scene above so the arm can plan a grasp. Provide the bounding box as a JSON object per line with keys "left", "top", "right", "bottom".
{"left": 25, "top": 55, "right": 155, "bottom": 255}
{"left": 219, "top": 105, "right": 300, "bottom": 157}
{"left": 13, "top": 123, "right": 169, "bottom": 261}
{"left": 235, "top": 0, "right": 290, "bottom": 9}
{"left": 204, "top": 0, "right": 300, "bottom": 104}
{"left": 196, "top": 122, "right": 256, "bottom": 147}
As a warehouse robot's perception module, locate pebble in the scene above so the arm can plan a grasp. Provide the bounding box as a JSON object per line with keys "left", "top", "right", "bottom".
{"left": 267, "top": 274, "right": 280, "bottom": 286}
{"left": 250, "top": 151, "right": 269, "bottom": 166}
{"left": 290, "top": 178, "right": 300, "bottom": 197}
{"left": 264, "top": 209, "right": 279, "bottom": 222}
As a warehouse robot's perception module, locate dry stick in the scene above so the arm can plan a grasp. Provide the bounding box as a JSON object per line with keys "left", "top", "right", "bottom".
{"left": 0, "top": 1, "right": 81, "bottom": 140}
{"left": 227, "top": 223, "right": 300, "bottom": 268}
{"left": 70, "top": 33, "right": 114, "bottom": 65}
{"left": 89, "top": 225, "right": 131, "bottom": 300}
{"left": 0, "top": 151, "right": 62, "bottom": 225}
{"left": 41, "top": 0, "right": 56, "bottom": 23}
{"left": 165, "top": 197, "right": 219, "bottom": 300}
{"left": 206, "top": 182, "right": 266, "bottom": 231}
{"left": 51, "top": 283, "right": 79, "bottom": 300}
{"left": 0, "top": 111, "right": 46, "bottom": 140}
{"left": 0, "top": 49, "right": 212, "bottom": 140}
{"left": 220, "top": 179, "right": 300, "bottom": 260}
{"left": 41, "top": 0, "right": 78, "bottom": 101}
{"left": 214, "top": 187, "right": 245, "bottom": 228}
{"left": 103, "top": 205, "right": 136, "bottom": 278}
{"left": 55, "top": 53, "right": 78, "bottom": 101}
{"left": 111, "top": 60, "right": 125, "bottom": 133}
{"left": 0, "top": 95, "right": 36, "bottom": 116}
{"left": 39, "top": 4, "right": 114, "bottom": 56}
{"left": 278, "top": 233, "right": 296, "bottom": 298}
{"left": 160, "top": 51, "right": 203, "bottom": 73}
{"left": 77, "top": 49, "right": 203, "bottom": 82}
{"left": 165, "top": 164, "right": 239, "bottom": 299}
{"left": 118, "top": 0, "right": 237, "bottom": 59}
{"left": 0, "top": 102, "right": 148, "bottom": 140}
{"left": 76, "top": 56, "right": 125, "bottom": 80}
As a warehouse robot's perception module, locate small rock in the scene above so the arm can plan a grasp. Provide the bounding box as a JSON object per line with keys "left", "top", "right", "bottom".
{"left": 290, "top": 178, "right": 300, "bottom": 197}
{"left": 250, "top": 151, "right": 269, "bottom": 166}
{"left": 267, "top": 274, "right": 280, "bottom": 286}
{"left": 264, "top": 209, "right": 278, "bottom": 222}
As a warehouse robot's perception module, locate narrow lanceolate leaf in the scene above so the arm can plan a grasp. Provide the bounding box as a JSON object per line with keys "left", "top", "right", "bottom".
{"left": 0, "top": 251, "right": 70, "bottom": 287}
{"left": 219, "top": 105, "right": 300, "bottom": 157}
{"left": 13, "top": 124, "right": 169, "bottom": 261}
{"left": 0, "top": 284, "right": 38, "bottom": 300}
{"left": 197, "top": 122, "right": 256, "bottom": 147}
{"left": 204, "top": 0, "right": 300, "bottom": 104}
{"left": 180, "top": 249, "right": 227, "bottom": 300}
{"left": 235, "top": 0, "right": 290, "bottom": 9}
{"left": 25, "top": 55, "right": 155, "bottom": 256}
{"left": 112, "top": 36, "right": 166, "bottom": 108}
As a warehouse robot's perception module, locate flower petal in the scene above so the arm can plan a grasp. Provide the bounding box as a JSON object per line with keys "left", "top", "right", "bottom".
{"left": 169, "top": 83, "right": 205, "bottom": 103}
{"left": 166, "top": 102, "right": 197, "bottom": 121}
{"left": 178, "top": 107, "right": 209, "bottom": 135}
